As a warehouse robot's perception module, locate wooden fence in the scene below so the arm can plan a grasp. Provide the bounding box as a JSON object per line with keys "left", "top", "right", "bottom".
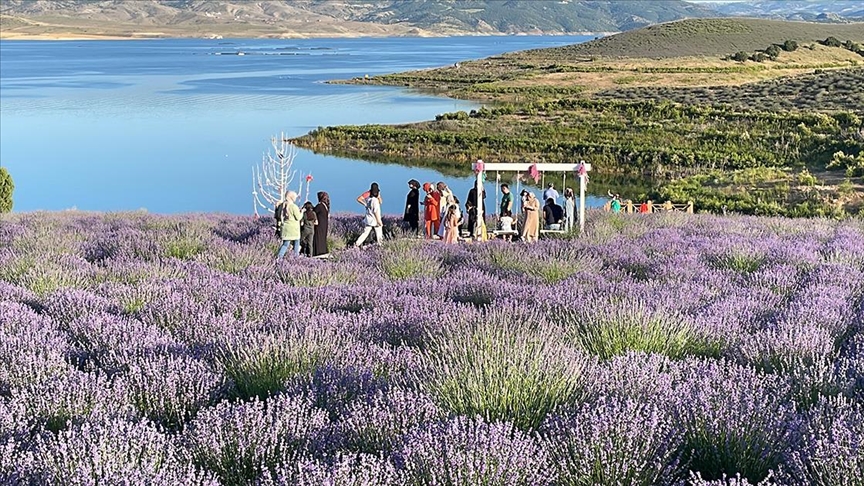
{"left": 603, "top": 200, "right": 694, "bottom": 214}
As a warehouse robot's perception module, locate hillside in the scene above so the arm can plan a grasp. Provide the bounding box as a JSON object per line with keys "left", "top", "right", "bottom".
{"left": 533, "top": 18, "right": 864, "bottom": 58}
{"left": 0, "top": 0, "right": 718, "bottom": 39}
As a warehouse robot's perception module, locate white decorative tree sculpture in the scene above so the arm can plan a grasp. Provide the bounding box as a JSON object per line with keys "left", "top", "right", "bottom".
{"left": 252, "top": 133, "right": 297, "bottom": 218}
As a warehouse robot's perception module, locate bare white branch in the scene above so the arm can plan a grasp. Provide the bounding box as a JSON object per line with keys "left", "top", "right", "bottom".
{"left": 251, "top": 132, "right": 298, "bottom": 216}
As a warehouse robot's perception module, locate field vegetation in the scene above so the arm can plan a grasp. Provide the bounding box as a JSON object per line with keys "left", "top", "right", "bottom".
{"left": 1, "top": 211, "right": 863, "bottom": 484}
{"left": 300, "top": 19, "right": 864, "bottom": 216}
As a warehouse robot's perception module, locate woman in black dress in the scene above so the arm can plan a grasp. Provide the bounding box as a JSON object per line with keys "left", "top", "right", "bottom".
{"left": 312, "top": 191, "right": 330, "bottom": 257}
{"left": 403, "top": 179, "right": 420, "bottom": 235}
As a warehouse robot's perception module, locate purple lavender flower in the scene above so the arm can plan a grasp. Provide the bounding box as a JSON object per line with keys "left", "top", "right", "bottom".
{"left": 25, "top": 418, "right": 217, "bottom": 485}
{"left": 397, "top": 416, "right": 555, "bottom": 485}
{"left": 786, "top": 395, "right": 864, "bottom": 485}
{"left": 182, "top": 394, "right": 328, "bottom": 484}
{"left": 542, "top": 395, "right": 683, "bottom": 485}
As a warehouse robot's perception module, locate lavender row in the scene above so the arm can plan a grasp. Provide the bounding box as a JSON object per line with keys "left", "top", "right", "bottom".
{"left": 1, "top": 210, "right": 862, "bottom": 484}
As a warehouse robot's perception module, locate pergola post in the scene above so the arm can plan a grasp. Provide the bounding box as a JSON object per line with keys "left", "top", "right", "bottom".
{"left": 475, "top": 169, "right": 484, "bottom": 240}
{"left": 579, "top": 171, "right": 587, "bottom": 234}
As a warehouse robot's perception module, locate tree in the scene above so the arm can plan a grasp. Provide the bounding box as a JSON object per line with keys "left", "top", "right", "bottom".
{"left": 822, "top": 36, "right": 842, "bottom": 47}
{"left": 731, "top": 51, "right": 749, "bottom": 62}
{"left": 782, "top": 40, "right": 798, "bottom": 52}
{"left": 252, "top": 134, "right": 297, "bottom": 218}
{"left": 0, "top": 167, "right": 13, "bottom": 213}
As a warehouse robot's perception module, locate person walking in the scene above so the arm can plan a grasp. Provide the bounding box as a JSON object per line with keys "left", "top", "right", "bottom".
{"left": 355, "top": 185, "right": 383, "bottom": 247}
{"left": 276, "top": 191, "right": 302, "bottom": 260}
{"left": 312, "top": 191, "right": 330, "bottom": 257}
{"left": 422, "top": 182, "right": 440, "bottom": 239}
{"left": 403, "top": 179, "right": 420, "bottom": 235}
{"left": 522, "top": 192, "right": 540, "bottom": 243}
{"left": 357, "top": 182, "right": 383, "bottom": 207}
{"left": 299, "top": 201, "right": 318, "bottom": 257}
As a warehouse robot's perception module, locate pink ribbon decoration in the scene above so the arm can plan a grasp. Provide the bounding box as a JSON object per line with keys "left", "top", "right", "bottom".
{"left": 304, "top": 174, "right": 313, "bottom": 202}
{"left": 528, "top": 163, "right": 540, "bottom": 183}
{"left": 577, "top": 162, "right": 589, "bottom": 182}
{"left": 473, "top": 159, "right": 485, "bottom": 173}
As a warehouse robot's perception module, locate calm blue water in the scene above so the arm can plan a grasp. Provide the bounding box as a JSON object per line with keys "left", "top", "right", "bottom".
{"left": 0, "top": 36, "right": 603, "bottom": 215}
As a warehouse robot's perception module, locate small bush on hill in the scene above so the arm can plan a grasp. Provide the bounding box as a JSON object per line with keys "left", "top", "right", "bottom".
{"left": 783, "top": 40, "right": 799, "bottom": 52}
{"left": 822, "top": 37, "right": 842, "bottom": 48}
{"left": 731, "top": 51, "right": 750, "bottom": 62}
{"left": 750, "top": 52, "right": 768, "bottom": 63}
{"left": 0, "top": 167, "right": 13, "bottom": 213}
{"left": 765, "top": 45, "right": 781, "bottom": 59}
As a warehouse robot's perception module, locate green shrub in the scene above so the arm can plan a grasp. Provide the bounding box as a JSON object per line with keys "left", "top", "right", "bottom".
{"left": 378, "top": 239, "right": 443, "bottom": 280}
{"left": 557, "top": 300, "right": 721, "bottom": 360}
{"left": 782, "top": 40, "right": 799, "bottom": 52}
{"left": 0, "top": 167, "right": 13, "bottom": 213}
{"left": 218, "top": 332, "right": 334, "bottom": 400}
{"left": 797, "top": 168, "right": 818, "bottom": 186}
{"left": 420, "top": 310, "right": 594, "bottom": 430}
{"left": 750, "top": 52, "right": 768, "bottom": 63}
{"left": 765, "top": 45, "right": 781, "bottom": 59}
{"left": 822, "top": 37, "right": 842, "bottom": 48}
{"left": 731, "top": 51, "right": 750, "bottom": 62}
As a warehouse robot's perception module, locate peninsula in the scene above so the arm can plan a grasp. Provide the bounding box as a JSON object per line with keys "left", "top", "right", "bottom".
{"left": 292, "top": 18, "right": 864, "bottom": 216}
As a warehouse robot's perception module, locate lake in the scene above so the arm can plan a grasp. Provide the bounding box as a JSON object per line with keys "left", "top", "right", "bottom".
{"left": 0, "top": 36, "right": 605, "bottom": 216}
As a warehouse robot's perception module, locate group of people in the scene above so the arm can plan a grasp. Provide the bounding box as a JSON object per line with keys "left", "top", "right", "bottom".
{"left": 403, "top": 180, "right": 578, "bottom": 244}
{"left": 274, "top": 191, "right": 330, "bottom": 260}
{"left": 401, "top": 180, "right": 489, "bottom": 242}
{"left": 274, "top": 179, "right": 582, "bottom": 259}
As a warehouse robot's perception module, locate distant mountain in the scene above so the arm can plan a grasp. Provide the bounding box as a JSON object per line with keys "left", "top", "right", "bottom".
{"left": 0, "top": 0, "right": 719, "bottom": 39}
{"left": 701, "top": 1, "right": 864, "bottom": 22}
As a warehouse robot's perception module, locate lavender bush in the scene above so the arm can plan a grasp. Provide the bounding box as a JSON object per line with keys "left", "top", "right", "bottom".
{"left": 0, "top": 210, "right": 862, "bottom": 483}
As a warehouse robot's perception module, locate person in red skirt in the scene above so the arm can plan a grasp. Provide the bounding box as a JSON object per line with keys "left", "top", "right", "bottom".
{"left": 421, "top": 182, "right": 440, "bottom": 239}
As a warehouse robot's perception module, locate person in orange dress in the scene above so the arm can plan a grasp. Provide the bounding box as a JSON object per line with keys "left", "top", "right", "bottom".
{"left": 421, "top": 182, "right": 441, "bottom": 239}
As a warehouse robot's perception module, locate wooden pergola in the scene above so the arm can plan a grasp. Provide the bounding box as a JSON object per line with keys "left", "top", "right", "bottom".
{"left": 471, "top": 161, "right": 592, "bottom": 237}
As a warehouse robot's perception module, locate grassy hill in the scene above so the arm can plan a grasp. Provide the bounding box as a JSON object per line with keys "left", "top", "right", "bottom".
{"left": 0, "top": 0, "right": 718, "bottom": 39}
{"left": 531, "top": 18, "right": 864, "bottom": 58}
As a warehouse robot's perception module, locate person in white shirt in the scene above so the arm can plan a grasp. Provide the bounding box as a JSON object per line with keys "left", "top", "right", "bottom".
{"left": 543, "top": 183, "right": 559, "bottom": 203}
{"left": 355, "top": 185, "right": 383, "bottom": 247}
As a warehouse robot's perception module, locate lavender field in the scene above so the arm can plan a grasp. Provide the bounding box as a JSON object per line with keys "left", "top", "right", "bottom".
{"left": 1, "top": 210, "right": 863, "bottom": 485}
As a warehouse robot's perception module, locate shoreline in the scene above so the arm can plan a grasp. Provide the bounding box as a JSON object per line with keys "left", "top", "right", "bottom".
{"left": 0, "top": 31, "right": 615, "bottom": 42}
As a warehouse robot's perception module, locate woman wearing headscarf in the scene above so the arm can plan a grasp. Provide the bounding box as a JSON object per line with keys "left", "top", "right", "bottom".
{"left": 421, "top": 182, "right": 440, "bottom": 239}
{"left": 436, "top": 181, "right": 454, "bottom": 239}
{"left": 522, "top": 191, "right": 540, "bottom": 243}
{"left": 313, "top": 191, "right": 330, "bottom": 257}
{"left": 403, "top": 179, "right": 420, "bottom": 235}
{"left": 299, "top": 201, "right": 318, "bottom": 257}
